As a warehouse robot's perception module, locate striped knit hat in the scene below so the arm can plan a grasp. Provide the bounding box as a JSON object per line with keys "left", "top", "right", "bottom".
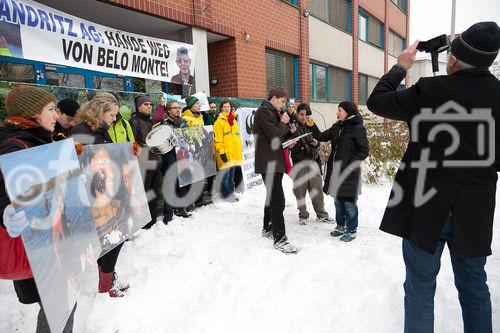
{"left": 5, "top": 86, "right": 56, "bottom": 119}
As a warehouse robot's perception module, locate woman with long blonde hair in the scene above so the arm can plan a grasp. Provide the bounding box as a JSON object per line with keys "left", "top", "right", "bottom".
{"left": 70, "top": 92, "right": 129, "bottom": 297}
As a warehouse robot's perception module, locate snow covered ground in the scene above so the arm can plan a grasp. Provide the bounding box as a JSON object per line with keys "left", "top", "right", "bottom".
{"left": 1, "top": 178, "right": 499, "bottom": 333}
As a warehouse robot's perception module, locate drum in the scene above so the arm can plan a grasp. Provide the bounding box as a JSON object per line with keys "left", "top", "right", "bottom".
{"left": 145, "top": 124, "right": 178, "bottom": 154}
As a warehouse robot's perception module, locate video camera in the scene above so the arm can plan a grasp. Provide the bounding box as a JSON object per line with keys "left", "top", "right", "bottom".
{"left": 417, "top": 34, "right": 451, "bottom": 74}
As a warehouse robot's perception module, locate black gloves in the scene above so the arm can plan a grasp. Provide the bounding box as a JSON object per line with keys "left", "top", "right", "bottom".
{"left": 220, "top": 153, "right": 228, "bottom": 162}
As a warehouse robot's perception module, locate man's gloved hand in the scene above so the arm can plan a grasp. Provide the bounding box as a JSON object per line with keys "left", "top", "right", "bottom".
{"left": 220, "top": 153, "right": 228, "bottom": 163}
{"left": 74, "top": 141, "right": 83, "bottom": 156}
{"left": 133, "top": 141, "right": 142, "bottom": 156}
{"left": 305, "top": 118, "right": 315, "bottom": 127}
{"left": 3, "top": 204, "right": 29, "bottom": 238}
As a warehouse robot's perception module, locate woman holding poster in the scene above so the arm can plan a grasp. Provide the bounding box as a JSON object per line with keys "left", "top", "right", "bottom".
{"left": 0, "top": 86, "right": 78, "bottom": 331}
{"left": 71, "top": 92, "right": 130, "bottom": 298}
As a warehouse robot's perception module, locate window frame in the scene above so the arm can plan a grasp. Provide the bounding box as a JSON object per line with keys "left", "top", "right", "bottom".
{"left": 358, "top": 9, "right": 384, "bottom": 49}
{"left": 309, "top": 0, "right": 351, "bottom": 34}
{"left": 265, "top": 48, "right": 299, "bottom": 99}
{"left": 311, "top": 62, "right": 351, "bottom": 103}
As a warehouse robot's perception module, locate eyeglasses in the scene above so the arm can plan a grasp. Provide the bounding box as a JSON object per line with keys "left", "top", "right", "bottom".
{"left": 168, "top": 106, "right": 181, "bottom": 110}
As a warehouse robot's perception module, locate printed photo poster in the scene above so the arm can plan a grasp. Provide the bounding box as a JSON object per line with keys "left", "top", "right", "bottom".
{"left": 173, "top": 125, "right": 217, "bottom": 187}
{"left": 78, "top": 142, "right": 150, "bottom": 256}
{"left": 236, "top": 107, "right": 262, "bottom": 191}
{"left": 0, "top": 139, "right": 101, "bottom": 333}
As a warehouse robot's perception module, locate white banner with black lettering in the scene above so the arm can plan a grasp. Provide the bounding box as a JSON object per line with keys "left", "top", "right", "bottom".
{"left": 0, "top": 0, "right": 196, "bottom": 82}
{"left": 236, "top": 107, "right": 262, "bottom": 191}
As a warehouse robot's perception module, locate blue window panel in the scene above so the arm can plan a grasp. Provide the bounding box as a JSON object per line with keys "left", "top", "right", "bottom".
{"left": 291, "top": 0, "right": 297, "bottom": 5}
{"left": 347, "top": 72, "right": 352, "bottom": 100}
{"left": 0, "top": 56, "right": 44, "bottom": 84}
{"left": 294, "top": 56, "right": 299, "bottom": 99}
{"left": 347, "top": 0, "right": 351, "bottom": 33}
{"left": 311, "top": 63, "right": 317, "bottom": 99}
{"left": 325, "top": 66, "right": 330, "bottom": 101}
{"left": 163, "top": 82, "right": 168, "bottom": 93}
{"left": 380, "top": 24, "right": 385, "bottom": 48}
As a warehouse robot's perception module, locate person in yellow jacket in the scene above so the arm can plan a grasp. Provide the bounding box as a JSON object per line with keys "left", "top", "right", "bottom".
{"left": 108, "top": 111, "right": 135, "bottom": 143}
{"left": 182, "top": 96, "right": 205, "bottom": 127}
{"left": 214, "top": 100, "right": 243, "bottom": 201}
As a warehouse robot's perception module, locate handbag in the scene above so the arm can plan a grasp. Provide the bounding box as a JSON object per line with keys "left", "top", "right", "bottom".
{"left": 0, "top": 226, "right": 33, "bottom": 280}
{"left": 0, "top": 137, "right": 33, "bottom": 280}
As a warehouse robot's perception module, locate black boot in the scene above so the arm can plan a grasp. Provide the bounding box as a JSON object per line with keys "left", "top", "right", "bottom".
{"left": 174, "top": 208, "right": 192, "bottom": 218}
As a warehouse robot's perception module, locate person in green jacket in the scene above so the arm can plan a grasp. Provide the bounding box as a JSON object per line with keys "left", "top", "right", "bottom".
{"left": 203, "top": 101, "right": 218, "bottom": 126}
{"left": 108, "top": 112, "right": 135, "bottom": 143}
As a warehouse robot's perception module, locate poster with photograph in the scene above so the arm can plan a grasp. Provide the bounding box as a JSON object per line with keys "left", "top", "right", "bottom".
{"left": 173, "top": 125, "right": 217, "bottom": 187}
{"left": 78, "top": 142, "right": 150, "bottom": 255}
{"left": 236, "top": 107, "right": 262, "bottom": 191}
{"left": 0, "top": 139, "right": 101, "bottom": 333}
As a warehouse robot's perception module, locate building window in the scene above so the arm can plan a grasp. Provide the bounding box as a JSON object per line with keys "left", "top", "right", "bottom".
{"left": 93, "top": 76, "right": 124, "bottom": 91}
{"left": 281, "top": 0, "right": 298, "bottom": 5}
{"left": 391, "top": 0, "right": 407, "bottom": 12}
{"left": 311, "top": 63, "right": 350, "bottom": 102}
{"left": 134, "top": 78, "right": 163, "bottom": 93}
{"left": 311, "top": 63, "right": 327, "bottom": 101}
{"left": 329, "top": 66, "right": 350, "bottom": 102}
{"left": 46, "top": 71, "right": 85, "bottom": 88}
{"left": 0, "top": 62, "right": 35, "bottom": 83}
{"left": 358, "top": 11, "right": 384, "bottom": 48}
{"left": 358, "top": 14, "right": 367, "bottom": 42}
{"left": 358, "top": 73, "right": 379, "bottom": 105}
{"left": 389, "top": 31, "right": 405, "bottom": 56}
{"left": 266, "top": 48, "right": 296, "bottom": 98}
{"left": 310, "top": 0, "right": 350, "bottom": 33}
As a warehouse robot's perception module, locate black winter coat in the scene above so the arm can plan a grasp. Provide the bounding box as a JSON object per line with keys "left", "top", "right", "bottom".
{"left": 70, "top": 122, "right": 112, "bottom": 144}
{"left": 290, "top": 122, "right": 320, "bottom": 164}
{"left": 254, "top": 100, "right": 290, "bottom": 174}
{"left": 311, "top": 113, "right": 369, "bottom": 197}
{"left": 0, "top": 125, "right": 53, "bottom": 304}
{"left": 129, "top": 112, "right": 153, "bottom": 147}
{"left": 367, "top": 66, "right": 500, "bottom": 258}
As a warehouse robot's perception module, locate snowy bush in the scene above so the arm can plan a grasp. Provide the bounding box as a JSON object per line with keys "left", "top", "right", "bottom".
{"left": 317, "top": 114, "right": 409, "bottom": 184}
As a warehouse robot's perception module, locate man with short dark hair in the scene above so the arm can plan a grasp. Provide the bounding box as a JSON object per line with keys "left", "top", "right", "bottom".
{"left": 367, "top": 22, "right": 500, "bottom": 332}
{"left": 130, "top": 95, "right": 161, "bottom": 229}
{"left": 203, "top": 101, "right": 218, "bottom": 126}
{"left": 290, "top": 103, "right": 332, "bottom": 225}
{"left": 53, "top": 98, "right": 79, "bottom": 141}
{"left": 254, "top": 87, "right": 299, "bottom": 253}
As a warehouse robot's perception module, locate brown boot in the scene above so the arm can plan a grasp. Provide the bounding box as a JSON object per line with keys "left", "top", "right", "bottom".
{"left": 111, "top": 272, "right": 129, "bottom": 294}
{"left": 98, "top": 268, "right": 128, "bottom": 297}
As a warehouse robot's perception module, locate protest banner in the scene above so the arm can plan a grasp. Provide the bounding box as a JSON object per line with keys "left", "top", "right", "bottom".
{"left": 78, "top": 142, "right": 150, "bottom": 256}
{"left": 173, "top": 125, "right": 217, "bottom": 187}
{"left": 0, "top": 0, "right": 195, "bottom": 82}
{"left": 0, "top": 139, "right": 101, "bottom": 333}
{"left": 236, "top": 107, "right": 262, "bottom": 191}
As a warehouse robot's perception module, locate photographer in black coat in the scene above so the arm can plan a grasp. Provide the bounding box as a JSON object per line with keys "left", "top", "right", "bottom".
{"left": 367, "top": 22, "right": 500, "bottom": 332}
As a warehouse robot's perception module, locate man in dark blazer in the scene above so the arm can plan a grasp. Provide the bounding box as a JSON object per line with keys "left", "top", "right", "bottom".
{"left": 254, "top": 87, "right": 298, "bottom": 253}
{"left": 367, "top": 22, "right": 500, "bottom": 332}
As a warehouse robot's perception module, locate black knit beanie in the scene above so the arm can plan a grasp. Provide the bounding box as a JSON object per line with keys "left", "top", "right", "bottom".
{"left": 451, "top": 21, "right": 500, "bottom": 68}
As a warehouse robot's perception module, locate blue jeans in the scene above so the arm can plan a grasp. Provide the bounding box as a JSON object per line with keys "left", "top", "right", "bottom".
{"left": 334, "top": 198, "right": 358, "bottom": 232}
{"left": 221, "top": 166, "right": 235, "bottom": 198}
{"left": 403, "top": 216, "right": 491, "bottom": 333}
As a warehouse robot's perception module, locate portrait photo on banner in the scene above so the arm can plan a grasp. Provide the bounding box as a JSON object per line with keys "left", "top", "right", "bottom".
{"left": 174, "top": 125, "right": 217, "bottom": 187}
{"left": 78, "top": 142, "right": 150, "bottom": 256}
{"left": 0, "top": 139, "right": 102, "bottom": 333}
